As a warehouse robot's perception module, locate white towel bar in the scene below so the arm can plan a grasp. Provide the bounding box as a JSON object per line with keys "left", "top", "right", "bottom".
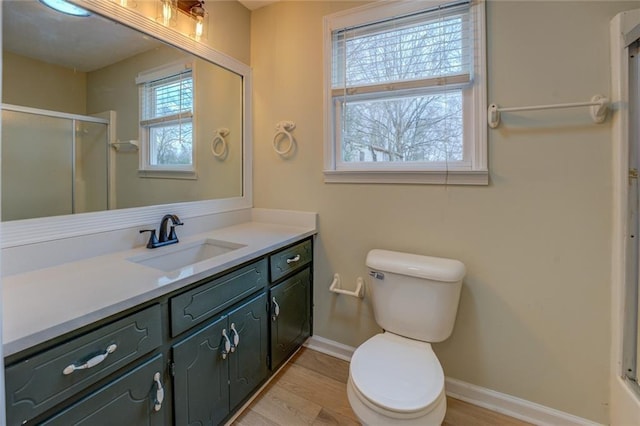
{"left": 488, "top": 94, "right": 609, "bottom": 128}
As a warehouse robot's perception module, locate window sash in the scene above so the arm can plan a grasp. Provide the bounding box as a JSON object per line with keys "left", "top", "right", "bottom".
{"left": 138, "top": 65, "right": 195, "bottom": 172}
{"left": 333, "top": 85, "right": 473, "bottom": 170}
{"left": 140, "top": 71, "right": 193, "bottom": 123}
{"left": 331, "top": 1, "right": 472, "bottom": 90}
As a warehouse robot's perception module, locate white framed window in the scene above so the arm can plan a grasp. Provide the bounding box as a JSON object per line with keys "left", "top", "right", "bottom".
{"left": 137, "top": 60, "right": 196, "bottom": 178}
{"left": 323, "top": 0, "right": 487, "bottom": 185}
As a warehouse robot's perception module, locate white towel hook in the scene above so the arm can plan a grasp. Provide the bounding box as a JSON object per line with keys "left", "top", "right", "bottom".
{"left": 329, "top": 273, "right": 364, "bottom": 298}
{"left": 273, "top": 121, "right": 296, "bottom": 155}
{"left": 211, "top": 128, "right": 230, "bottom": 158}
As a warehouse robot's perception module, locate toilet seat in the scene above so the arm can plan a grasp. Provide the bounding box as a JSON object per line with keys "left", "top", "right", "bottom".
{"left": 349, "top": 332, "right": 445, "bottom": 418}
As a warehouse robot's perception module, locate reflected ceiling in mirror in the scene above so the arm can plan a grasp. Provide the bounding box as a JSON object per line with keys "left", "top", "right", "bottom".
{"left": 2, "top": 0, "right": 244, "bottom": 222}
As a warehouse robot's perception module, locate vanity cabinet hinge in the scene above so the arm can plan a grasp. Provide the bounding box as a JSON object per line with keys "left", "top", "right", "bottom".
{"left": 630, "top": 168, "right": 638, "bottom": 180}
{"left": 170, "top": 362, "right": 175, "bottom": 377}
{"left": 266, "top": 355, "right": 270, "bottom": 367}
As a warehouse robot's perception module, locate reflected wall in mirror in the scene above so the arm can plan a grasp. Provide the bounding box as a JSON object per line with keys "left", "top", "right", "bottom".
{"left": 2, "top": 0, "right": 243, "bottom": 221}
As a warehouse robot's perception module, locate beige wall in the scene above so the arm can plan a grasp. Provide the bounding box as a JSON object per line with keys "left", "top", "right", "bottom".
{"left": 132, "top": 0, "right": 251, "bottom": 64}
{"left": 3, "top": 51, "right": 86, "bottom": 114}
{"left": 250, "top": 1, "right": 637, "bottom": 423}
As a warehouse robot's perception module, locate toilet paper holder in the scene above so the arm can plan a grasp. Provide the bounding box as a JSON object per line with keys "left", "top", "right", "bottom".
{"left": 329, "top": 273, "right": 365, "bottom": 298}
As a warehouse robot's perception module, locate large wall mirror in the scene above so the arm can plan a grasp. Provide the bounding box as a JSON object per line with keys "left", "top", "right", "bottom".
{"left": 1, "top": 0, "right": 252, "bottom": 245}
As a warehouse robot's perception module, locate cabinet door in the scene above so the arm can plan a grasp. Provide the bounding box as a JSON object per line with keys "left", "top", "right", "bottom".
{"left": 228, "top": 292, "right": 269, "bottom": 409}
{"left": 41, "top": 354, "right": 165, "bottom": 426}
{"left": 270, "top": 268, "right": 311, "bottom": 369}
{"left": 172, "top": 315, "right": 230, "bottom": 426}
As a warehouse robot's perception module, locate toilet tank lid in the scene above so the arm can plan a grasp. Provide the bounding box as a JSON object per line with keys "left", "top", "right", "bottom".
{"left": 366, "top": 249, "right": 466, "bottom": 282}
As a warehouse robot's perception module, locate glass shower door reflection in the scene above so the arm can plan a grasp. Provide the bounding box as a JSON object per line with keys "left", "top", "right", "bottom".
{"left": 2, "top": 109, "right": 74, "bottom": 221}
{"left": 1, "top": 108, "right": 110, "bottom": 221}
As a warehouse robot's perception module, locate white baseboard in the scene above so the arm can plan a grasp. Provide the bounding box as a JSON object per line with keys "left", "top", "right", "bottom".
{"left": 304, "top": 335, "right": 356, "bottom": 362}
{"left": 305, "top": 335, "right": 601, "bottom": 426}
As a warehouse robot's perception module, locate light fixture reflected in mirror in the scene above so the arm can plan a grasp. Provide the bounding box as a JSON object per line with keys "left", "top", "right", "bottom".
{"left": 115, "top": 0, "right": 137, "bottom": 8}
{"left": 158, "top": 0, "right": 177, "bottom": 26}
{"left": 189, "top": 1, "right": 207, "bottom": 42}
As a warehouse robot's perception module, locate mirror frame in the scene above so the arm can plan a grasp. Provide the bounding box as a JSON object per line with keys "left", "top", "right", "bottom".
{"left": 1, "top": 0, "right": 252, "bottom": 248}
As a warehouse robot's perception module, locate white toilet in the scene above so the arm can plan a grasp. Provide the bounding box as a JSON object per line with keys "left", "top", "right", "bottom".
{"left": 347, "top": 249, "right": 466, "bottom": 425}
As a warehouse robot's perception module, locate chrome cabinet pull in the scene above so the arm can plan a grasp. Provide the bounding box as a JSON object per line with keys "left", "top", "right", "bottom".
{"left": 221, "top": 329, "right": 231, "bottom": 359}
{"left": 272, "top": 297, "right": 280, "bottom": 321}
{"left": 286, "top": 254, "right": 301, "bottom": 264}
{"left": 153, "top": 372, "right": 164, "bottom": 412}
{"left": 62, "top": 344, "right": 117, "bottom": 375}
{"left": 230, "top": 323, "right": 240, "bottom": 352}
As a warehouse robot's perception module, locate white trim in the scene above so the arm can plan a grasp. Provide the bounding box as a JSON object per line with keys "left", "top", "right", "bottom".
{"left": 307, "top": 335, "right": 600, "bottom": 425}
{"left": 135, "top": 59, "right": 193, "bottom": 85}
{"left": 610, "top": 9, "right": 640, "bottom": 425}
{"left": 445, "top": 378, "right": 602, "bottom": 426}
{"left": 303, "top": 335, "right": 357, "bottom": 362}
{"left": 2, "top": 104, "right": 109, "bottom": 124}
{"left": 323, "top": 169, "right": 488, "bottom": 185}
{"left": 1, "top": 0, "right": 253, "bottom": 248}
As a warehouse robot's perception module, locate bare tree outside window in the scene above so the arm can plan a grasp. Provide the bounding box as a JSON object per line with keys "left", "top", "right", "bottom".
{"left": 140, "top": 68, "right": 194, "bottom": 170}
{"left": 148, "top": 76, "right": 193, "bottom": 166}
{"left": 335, "top": 14, "right": 466, "bottom": 164}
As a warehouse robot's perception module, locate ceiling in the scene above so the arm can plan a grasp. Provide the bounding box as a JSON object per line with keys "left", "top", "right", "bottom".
{"left": 3, "top": 1, "right": 162, "bottom": 72}
{"left": 3, "top": 0, "right": 278, "bottom": 73}
{"left": 238, "top": 1, "right": 278, "bottom": 11}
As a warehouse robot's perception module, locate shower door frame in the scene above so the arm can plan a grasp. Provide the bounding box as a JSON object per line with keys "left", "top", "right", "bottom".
{"left": 611, "top": 9, "right": 640, "bottom": 423}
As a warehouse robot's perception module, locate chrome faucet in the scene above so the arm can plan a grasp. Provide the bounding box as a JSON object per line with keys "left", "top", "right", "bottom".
{"left": 140, "top": 214, "right": 184, "bottom": 249}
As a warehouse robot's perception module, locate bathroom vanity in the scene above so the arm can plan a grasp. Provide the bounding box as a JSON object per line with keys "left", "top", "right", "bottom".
{"left": 2, "top": 219, "right": 315, "bottom": 425}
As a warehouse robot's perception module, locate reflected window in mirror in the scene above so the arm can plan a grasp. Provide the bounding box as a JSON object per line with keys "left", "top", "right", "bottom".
{"left": 137, "top": 60, "right": 195, "bottom": 177}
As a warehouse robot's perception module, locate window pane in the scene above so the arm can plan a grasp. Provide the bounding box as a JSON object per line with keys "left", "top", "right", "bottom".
{"left": 149, "top": 122, "right": 193, "bottom": 166}
{"left": 153, "top": 78, "right": 192, "bottom": 116}
{"left": 340, "top": 91, "right": 463, "bottom": 163}
{"left": 141, "top": 70, "right": 193, "bottom": 121}
{"left": 333, "top": 11, "right": 469, "bottom": 88}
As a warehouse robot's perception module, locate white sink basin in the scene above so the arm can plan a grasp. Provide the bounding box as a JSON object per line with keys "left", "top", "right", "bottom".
{"left": 128, "top": 239, "right": 246, "bottom": 272}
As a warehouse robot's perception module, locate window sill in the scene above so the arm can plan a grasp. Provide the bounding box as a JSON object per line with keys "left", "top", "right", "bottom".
{"left": 137, "top": 169, "right": 197, "bottom": 180}
{"left": 323, "top": 169, "right": 488, "bottom": 185}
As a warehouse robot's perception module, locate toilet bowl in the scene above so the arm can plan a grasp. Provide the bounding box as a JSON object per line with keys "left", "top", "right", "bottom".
{"left": 347, "top": 250, "right": 465, "bottom": 425}
{"left": 347, "top": 333, "right": 447, "bottom": 425}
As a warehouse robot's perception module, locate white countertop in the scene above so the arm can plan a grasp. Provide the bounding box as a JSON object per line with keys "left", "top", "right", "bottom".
{"left": 2, "top": 221, "right": 316, "bottom": 357}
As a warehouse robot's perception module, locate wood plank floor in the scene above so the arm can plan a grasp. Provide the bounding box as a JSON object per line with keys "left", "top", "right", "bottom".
{"left": 233, "top": 348, "right": 532, "bottom": 426}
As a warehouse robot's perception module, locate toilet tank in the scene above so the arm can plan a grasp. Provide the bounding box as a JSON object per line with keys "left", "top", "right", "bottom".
{"left": 366, "top": 249, "right": 465, "bottom": 343}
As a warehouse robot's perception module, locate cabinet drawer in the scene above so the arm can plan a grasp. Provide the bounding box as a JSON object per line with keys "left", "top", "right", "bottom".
{"left": 5, "top": 304, "right": 162, "bottom": 426}
{"left": 269, "top": 239, "right": 312, "bottom": 282}
{"left": 170, "top": 259, "right": 268, "bottom": 336}
{"left": 41, "top": 354, "right": 165, "bottom": 426}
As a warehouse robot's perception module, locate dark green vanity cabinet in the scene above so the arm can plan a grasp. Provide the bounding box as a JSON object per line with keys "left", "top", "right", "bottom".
{"left": 4, "top": 236, "right": 314, "bottom": 426}
{"left": 269, "top": 240, "right": 313, "bottom": 370}
{"left": 40, "top": 354, "right": 166, "bottom": 426}
{"left": 172, "top": 292, "right": 269, "bottom": 425}
{"left": 270, "top": 268, "right": 312, "bottom": 370}
{"left": 5, "top": 305, "right": 163, "bottom": 425}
